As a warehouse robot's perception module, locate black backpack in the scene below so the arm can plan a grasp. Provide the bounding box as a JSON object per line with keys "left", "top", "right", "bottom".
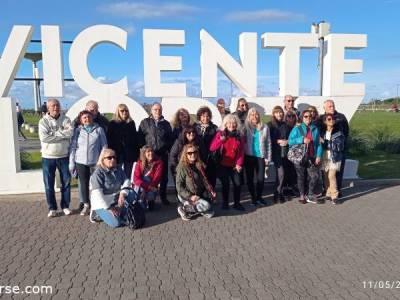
{"left": 123, "top": 189, "right": 146, "bottom": 230}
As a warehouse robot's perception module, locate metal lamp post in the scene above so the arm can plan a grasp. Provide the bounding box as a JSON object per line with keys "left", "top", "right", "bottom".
{"left": 24, "top": 53, "right": 42, "bottom": 113}
{"left": 311, "top": 21, "right": 331, "bottom": 96}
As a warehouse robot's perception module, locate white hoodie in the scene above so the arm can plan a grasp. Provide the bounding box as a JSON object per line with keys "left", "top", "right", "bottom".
{"left": 38, "top": 113, "right": 73, "bottom": 159}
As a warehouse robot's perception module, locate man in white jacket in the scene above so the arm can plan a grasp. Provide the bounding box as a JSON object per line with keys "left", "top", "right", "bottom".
{"left": 39, "top": 99, "right": 73, "bottom": 217}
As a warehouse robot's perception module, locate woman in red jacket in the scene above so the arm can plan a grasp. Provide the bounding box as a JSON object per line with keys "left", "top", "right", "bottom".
{"left": 132, "top": 146, "right": 164, "bottom": 211}
{"left": 210, "top": 114, "right": 245, "bottom": 211}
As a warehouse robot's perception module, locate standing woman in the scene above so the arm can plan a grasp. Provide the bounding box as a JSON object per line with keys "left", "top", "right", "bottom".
{"left": 320, "top": 114, "right": 345, "bottom": 204}
{"left": 176, "top": 144, "right": 216, "bottom": 221}
{"left": 243, "top": 108, "right": 271, "bottom": 206}
{"left": 307, "top": 105, "right": 319, "bottom": 125}
{"left": 283, "top": 110, "right": 299, "bottom": 197}
{"left": 268, "top": 106, "right": 292, "bottom": 203}
{"left": 69, "top": 110, "right": 107, "bottom": 215}
{"left": 171, "top": 108, "right": 192, "bottom": 141}
{"left": 133, "top": 146, "right": 164, "bottom": 210}
{"left": 107, "top": 104, "right": 140, "bottom": 178}
{"left": 288, "top": 110, "right": 323, "bottom": 204}
{"left": 210, "top": 114, "right": 245, "bottom": 211}
{"left": 194, "top": 106, "right": 218, "bottom": 188}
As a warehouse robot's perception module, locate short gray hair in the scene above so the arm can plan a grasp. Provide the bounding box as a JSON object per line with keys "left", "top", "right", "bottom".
{"left": 220, "top": 113, "right": 242, "bottom": 131}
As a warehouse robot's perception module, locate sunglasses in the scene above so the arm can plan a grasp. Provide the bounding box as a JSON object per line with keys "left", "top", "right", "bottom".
{"left": 187, "top": 151, "right": 198, "bottom": 156}
{"left": 303, "top": 115, "right": 311, "bottom": 119}
{"left": 287, "top": 100, "right": 294, "bottom": 102}
{"left": 104, "top": 156, "right": 116, "bottom": 160}
{"left": 326, "top": 118, "right": 334, "bottom": 121}
{"left": 119, "top": 109, "right": 129, "bottom": 113}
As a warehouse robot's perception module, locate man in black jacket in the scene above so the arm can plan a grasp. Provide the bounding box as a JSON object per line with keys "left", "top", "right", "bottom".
{"left": 138, "top": 102, "right": 173, "bottom": 206}
{"left": 318, "top": 99, "right": 349, "bottom": 196}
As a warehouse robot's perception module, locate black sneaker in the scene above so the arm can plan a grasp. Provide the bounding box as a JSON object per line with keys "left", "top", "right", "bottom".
{"left": 161, "top": 198, "right": 170, "bottom": 206}
{"left": 279, "top": 194, "right": 285, "bottom": 204}
{"left": 258, "top": 199, "right": 267, "bottom": 206}
{"left": 221, "top": 203, "right": 230, "bottom": 210}
{"left": 251, "top": 200, "right": 259, "bottom": 207}
{"left": 233, "top": 203, "right": 245, "bottom": 211}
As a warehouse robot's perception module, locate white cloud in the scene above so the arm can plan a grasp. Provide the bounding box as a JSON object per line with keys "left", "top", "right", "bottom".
{"left": 98, "top": 2, "right": 203, "bottom": 19}
{"left": 225, "top": 9, "right": 306, "bottom": 23}
{"left": 124, "top": 24, "right": 136, "bottom": 35}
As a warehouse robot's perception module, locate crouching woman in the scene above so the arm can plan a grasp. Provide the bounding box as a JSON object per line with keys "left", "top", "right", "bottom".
{"left": 89, "top": 148, "right": 132, "bottom": 228}
{"left": 176, "top": 144, "right": 216, "bottom": 221}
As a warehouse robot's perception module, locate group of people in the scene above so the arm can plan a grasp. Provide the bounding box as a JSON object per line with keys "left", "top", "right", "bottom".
{"left": 38, "top": 95, "right": 348, "bottom": 227}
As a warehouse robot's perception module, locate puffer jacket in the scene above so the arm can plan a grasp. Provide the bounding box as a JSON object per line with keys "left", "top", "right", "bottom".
{"left": 138, "top": 116, "right": 173, "bottom": 156}
{"left": 39, "top": 113, "right": 73, "bottom": 159}
{"left": 69, "top": 123, "right": 107, "bottom": 168}
{"left": 210, "top": 130, "right": 245, "bottom": 168}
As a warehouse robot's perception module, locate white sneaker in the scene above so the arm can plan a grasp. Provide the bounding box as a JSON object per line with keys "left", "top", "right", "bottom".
{"left": 177, "top": 206, "right": 191, "bottom": 221}
{"left": 63, "top": 208, "right": 72, "bottom": 216}
{"left": 80, "top": 204, "right": 90, "bottom": 216}
{"left": 47, "top": 210, "right": 57, "bottom": 218}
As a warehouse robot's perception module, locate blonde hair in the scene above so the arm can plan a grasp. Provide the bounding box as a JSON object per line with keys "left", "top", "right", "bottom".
{"left": 97, "top": 148, "right": 116, "bottom": 169}
{"left": 220, "top": 113, "right": 242, "bottom": 131}
{"left": 245, "top": 107, "right": 263, "bottom": 131}
{"left": 178, "top": 144, "right": 204, "bottom": 170}
{"left": 139, "top": 146, "right": 155, "bottom": 170}
{"left": 112, "top": 103, "right": 132, "bottom": 123}
{"left": 171, "top": 108, "right": 191, "bottom": 129}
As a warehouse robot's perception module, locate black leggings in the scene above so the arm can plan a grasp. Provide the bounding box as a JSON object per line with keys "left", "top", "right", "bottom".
{"left": 244, "top": 155, "right": 265, "bottom": 201}
{"left": 76, "top": 163, "right": 92, "bottom": 204}
{"left": 218, "top": 165, "right": 242, "bottom": 205}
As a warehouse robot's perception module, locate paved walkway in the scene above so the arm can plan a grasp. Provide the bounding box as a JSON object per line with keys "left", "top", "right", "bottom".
{"left": 1, "top": 180, "right": 400, "bottom": 299}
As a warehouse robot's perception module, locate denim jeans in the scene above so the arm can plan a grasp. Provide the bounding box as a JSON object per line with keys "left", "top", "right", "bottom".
{"left": 42, "top": 157, "right": 71, "bottom": 211}
{"left": 177, "top": 195, "right": 211, "bottom": 213}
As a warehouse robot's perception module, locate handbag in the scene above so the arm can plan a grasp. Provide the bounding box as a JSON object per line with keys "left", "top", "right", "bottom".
{"left": 287, "top": 126, "right": 308, "bottom": 165}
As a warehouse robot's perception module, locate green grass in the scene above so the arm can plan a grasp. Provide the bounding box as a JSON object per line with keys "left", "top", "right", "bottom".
{"left": 350, "top": 111, "right": 400, "bottom": 134}
{"left": 356, "top": 150, "right": 400, "bottom": 179}
{"left": 20, "top": 151, "right": 42, "bottom": 170}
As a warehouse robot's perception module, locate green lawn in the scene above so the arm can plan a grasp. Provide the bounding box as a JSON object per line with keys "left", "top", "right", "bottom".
{"left": 19, "top": 110, "right": 400, "bottom": 179}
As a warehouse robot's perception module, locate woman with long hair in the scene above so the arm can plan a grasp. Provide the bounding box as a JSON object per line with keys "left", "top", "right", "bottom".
{"left": 170, "top": 125, "right": 206, "bottom": 182}
{"left": 194, "top": 106, "right": 218, "bottom": 188}
{"left": 107, "top": 103, "right": 140, "bottom": 178}
{"left": 243, "top": 108, "right": 271, "bottom": 206}
{"left": 69, "top": 110, "right": 107, "bottom": 215}
{"left": 171, "top": 108, "right": 192, "bottom": 141}
{"left": 267, "top": 106, "right": 292, "bottom": 203}
{"left": 176, "top": 144, "right": 216, "bottom": 221}
{"left": 210, "top": 114, "right": 245, "bottom": 210}
{"left": 133, "top": 146, "right": 164, "bottom": 210}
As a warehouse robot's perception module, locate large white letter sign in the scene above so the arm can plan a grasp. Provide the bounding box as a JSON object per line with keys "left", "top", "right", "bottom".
{"left": 261, "top": 33, "right": 318, "bottom": 96}
{"left": 0, "top": 26, "right": 33, "bottom": 97}
{"left": 143, "top": 29, "right": 186, "bottom": 97}
{"left": 200, "top": 30, "right": 257, "bottom": 97}
{"left": 41, "top": 25, "right": 64, "bottom": 97}
{"left": 67, "top": 25, "right": 148, "bottom": 126}
{"left": 69, "top": 25, "right": 128, "bottom": 96}
{"left": 323, "top": 34, "right": 367, "bottom": 96}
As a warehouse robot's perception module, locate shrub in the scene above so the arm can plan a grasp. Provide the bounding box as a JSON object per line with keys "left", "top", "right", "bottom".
{"left": 347, "top": 129, "right": 372, "bottom": 155}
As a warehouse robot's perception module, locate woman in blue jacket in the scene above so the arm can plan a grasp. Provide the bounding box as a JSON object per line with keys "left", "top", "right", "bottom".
{"left": 69, "top": 110, "right": 107, "bottom": 215}
{"left": 288, "top": 110, "right": 323, "bottom": 204}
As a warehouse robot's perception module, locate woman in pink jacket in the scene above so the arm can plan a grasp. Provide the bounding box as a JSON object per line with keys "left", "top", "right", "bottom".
{"left": 210, "top": 114, "right": 245, "bottom": 211}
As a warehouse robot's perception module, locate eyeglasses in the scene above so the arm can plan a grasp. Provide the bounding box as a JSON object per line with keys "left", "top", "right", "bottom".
{"left": 104, "top": 156, "right": 116, "bottom": 160}
{"left": 119, "top": 109, "right": 129, "bottom": 113}
{"left": 187, "top": 151, "right": 198, "bottom": 156}
{"left": 303, "top": 115, "right": 311, "bottom": 119}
